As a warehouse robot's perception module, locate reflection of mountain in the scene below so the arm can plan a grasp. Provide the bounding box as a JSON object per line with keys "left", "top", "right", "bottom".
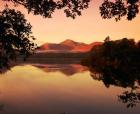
{"left": 33, "top": 64, "right": 88, "bottom": 76}
{"left": 37, "top": 39, "right": 102, "bottom": 52}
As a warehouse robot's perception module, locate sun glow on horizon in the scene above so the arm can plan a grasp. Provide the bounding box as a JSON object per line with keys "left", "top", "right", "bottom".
{"left": 0, "top": 0, "right": 140, "bottom": 45}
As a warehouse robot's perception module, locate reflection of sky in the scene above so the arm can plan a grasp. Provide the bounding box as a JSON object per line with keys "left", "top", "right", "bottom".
{"left": 0, "top": 65, "right": 139, "bottom": 114}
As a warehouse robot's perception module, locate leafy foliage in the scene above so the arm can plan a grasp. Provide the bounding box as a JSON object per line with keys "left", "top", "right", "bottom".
{"left": 100, "top": 0, "right": 140, "bottom": 21}
{"left": 0, "top": 8, "right": 37, "bottom": 71}
{"left": 82, "top": 38, "right": 140, "bottom": 107}
{"left": 82, "top": 38, "right": 140, "bottom": 67}
{"left": 3, "top": 0, "right": 140, "bottom": 20}
{"left": 118, "top": 90, "right": 140, "bottom": 108}
{"left": 3, "top": 0, "right": 90, "bottom": 19}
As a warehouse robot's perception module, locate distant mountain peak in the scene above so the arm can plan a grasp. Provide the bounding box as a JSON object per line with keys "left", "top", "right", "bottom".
{"left": 63, "top": 39, "right": 74, "bottom": 42}
{"left": 38, "top": 39, "right": 102, "bottom": 52}
{"left": 60, "top": 39, "right": 77, "bottom": 45}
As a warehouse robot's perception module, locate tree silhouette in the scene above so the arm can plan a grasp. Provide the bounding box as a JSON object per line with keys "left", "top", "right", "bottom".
{"left": 88, "top": 61, "right": 140, "bottom": 108}
{"left": 0, "top": 8, "right": 37, "bottom": 71}
{"left": 3, "top": 0, "right": 90, "bottom": 19}
{"left": 118, "top": 89, "right": 140, "bottom": 108}
{"left": 82, "top": 38, "right": 140, "bottom": 107}
{"left": 100, "top": 0, "right": 140, "bottom": 21}
{"left": 2, "top": 0, "right": 140, "bottom": 20}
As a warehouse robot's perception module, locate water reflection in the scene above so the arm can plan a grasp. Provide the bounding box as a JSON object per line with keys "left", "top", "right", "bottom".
{"left": 33, "top": 64, "right": 88, "bottom": 76}
{"left": 88, "top": 64, "right": 140, "bottom": 108}
{"left": 0, "top": 104, "right": 4, "bottom": 111}
{"left": 0, "top": 64, "right": 139, "bottom": 114}
{"left": 33, "top": 63, "right": 140, "bottom": 108}
{"left": 20, "top": 63, "right": 140, "bottom": 108}
{"left": 0, "top": 89, "right": 4, "bottom": 111}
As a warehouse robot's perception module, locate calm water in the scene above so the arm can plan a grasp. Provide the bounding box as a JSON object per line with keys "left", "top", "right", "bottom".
{"left": 0, "top": 64, "right": 139, "bottom": 114}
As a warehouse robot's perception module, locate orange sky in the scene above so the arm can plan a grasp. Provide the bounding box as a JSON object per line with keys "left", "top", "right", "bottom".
{"left": 0, "top": 0, "right": 140, "bottom": 45}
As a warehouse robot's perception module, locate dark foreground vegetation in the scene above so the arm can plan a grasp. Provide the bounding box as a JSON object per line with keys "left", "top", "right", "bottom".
{"left": 0, "top": 8, "right": 37, "bottom": 71}
{"left": 1, "top": 0, "right": 140, "bottom": 71}
{"left": 82, "top": 38, "right": 140, "bottom": 108}
{"left": 82, "top": 38, "right": 140, "bottom": 68}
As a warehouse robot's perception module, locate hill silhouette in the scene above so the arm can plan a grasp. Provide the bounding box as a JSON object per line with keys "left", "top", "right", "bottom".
{"left": 38, "top": 39, "right": 102, "bottom": 52}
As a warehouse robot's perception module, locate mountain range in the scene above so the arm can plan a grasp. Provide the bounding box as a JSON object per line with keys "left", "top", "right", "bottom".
{"left": 37, "top": 39, "right": 102, "bottom": 52}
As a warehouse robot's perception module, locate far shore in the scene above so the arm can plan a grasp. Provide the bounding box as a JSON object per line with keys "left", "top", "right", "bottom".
{"left": 17, "top": 52, "right": 90, "bottom": 64}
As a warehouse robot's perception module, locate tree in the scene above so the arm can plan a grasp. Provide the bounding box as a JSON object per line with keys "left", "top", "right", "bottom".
{"left": 2, "top": 0, "right": 140, "bottom": 21}
{"left": 104, "top": 36, "right": 110, "bottom": 42}
{"left": 0, "top": 8, "right": 37, "bottom": 71}
{"left": 100, "top": 0, "right": 140, "bottom": 21}
{"left": 3, "top": 0, "right": 90, "bottom": 19}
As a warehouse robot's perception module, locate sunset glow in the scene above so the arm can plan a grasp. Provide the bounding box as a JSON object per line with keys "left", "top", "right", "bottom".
{"left": 0, "top": 1, "right": 140, "bottom": 113}
{"left": 0, "top": 0, "right": 140, "bottom": 45}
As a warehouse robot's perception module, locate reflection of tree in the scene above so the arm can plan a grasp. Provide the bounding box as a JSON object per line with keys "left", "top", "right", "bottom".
{"left": 118, "top": 88, "right": 140, "bottom": 108}
{"left": 88, "top": 65, "right": 140, "bottom": 108}
{"left": 83, "top": 38, "right": 140, "bottom": 108}
{"left": 90, "top": 66, "right": 140, "bottom": 108}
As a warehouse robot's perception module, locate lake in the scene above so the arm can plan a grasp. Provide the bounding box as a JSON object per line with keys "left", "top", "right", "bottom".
{"left": 0, "top": 64, "right": 139, "bottom": 114}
